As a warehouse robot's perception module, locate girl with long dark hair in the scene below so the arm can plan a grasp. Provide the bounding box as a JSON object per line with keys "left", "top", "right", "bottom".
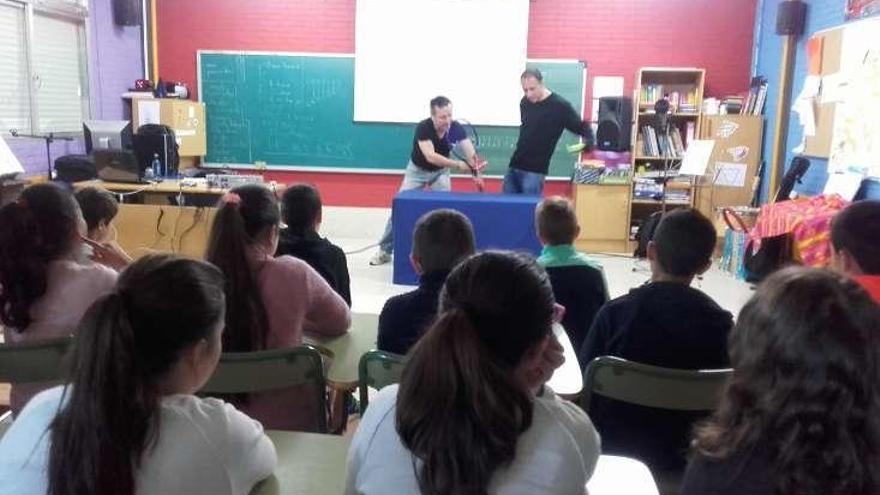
{"left": 347, "top": 251, "right": 600, "bottom": 494}
{"left": 0, "top": 255, "right": 276, "bottom": 495}
{"left": 205, "top": 184, "right": 350, "bottom": 430}
{"left": 0, "top": 183, "right": 118, "bottom": 414}
{"left": 682, "top": 267, "right": 880, "bottom": 495}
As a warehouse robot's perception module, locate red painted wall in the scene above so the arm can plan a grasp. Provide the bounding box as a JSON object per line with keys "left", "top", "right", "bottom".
{"left": 157, "top": 0, "right": 756, "bottom": 206}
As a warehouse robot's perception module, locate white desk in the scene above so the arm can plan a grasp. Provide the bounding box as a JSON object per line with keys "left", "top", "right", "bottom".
{"left": 587, "top": 455, "right": 660, "bottom": 495}
{"left": 549, "top": 322, "right": 583, "bottom": 397}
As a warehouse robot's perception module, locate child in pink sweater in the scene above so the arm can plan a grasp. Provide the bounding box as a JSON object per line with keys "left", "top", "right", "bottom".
{"left": 206, "top": 185, "right": 350, "bottom": 430}
{"left": 0, "top": 183, "right": 118, "bottom": 414}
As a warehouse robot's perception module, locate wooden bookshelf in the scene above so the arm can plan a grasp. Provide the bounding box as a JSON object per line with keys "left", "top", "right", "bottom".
{"left": 629, "top": 67, "right": 706, "bottom": 242}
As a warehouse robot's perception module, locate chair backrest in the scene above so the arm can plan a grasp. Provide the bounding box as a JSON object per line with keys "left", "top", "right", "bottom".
{"left": 200, "top": 345, "right": 327, "bottom": 431}
{"left": 358, "top": 350, "right": 405, "bottom": 415}
{"left": 0, "top": 337, "right": 72, "bottom": 383}
{"left": 0, "top": 411, "right": 11, "bottom": 441}
{"left": 580, "top": 356, "right": 732, "bottom": 412}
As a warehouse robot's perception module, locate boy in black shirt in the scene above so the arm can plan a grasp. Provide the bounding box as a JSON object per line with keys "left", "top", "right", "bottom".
{"left": 378, "top": 209, "right": 475, "bottom": 355}
{"left": 276, "top": 183, "right": 351, "bottom": 306}
{"left": 579, "top": 208, "right": 733, "bottom": 471}
{"left": 503, "top": 69, "right": 593, "bottom": 195}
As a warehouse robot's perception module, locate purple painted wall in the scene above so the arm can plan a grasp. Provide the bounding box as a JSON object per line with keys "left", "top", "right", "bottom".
{"left": 3, "top": 0, "right": 143, "bottom": 177}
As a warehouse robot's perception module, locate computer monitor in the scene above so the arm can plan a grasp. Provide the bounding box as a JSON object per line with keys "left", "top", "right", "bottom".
{"left": 83, "top": 120, "right": 132, "bottom": 153}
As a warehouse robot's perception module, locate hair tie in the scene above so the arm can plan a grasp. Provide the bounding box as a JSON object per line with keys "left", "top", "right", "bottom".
{"left": 221, "top": 192, "right": 241, "bottom": 205}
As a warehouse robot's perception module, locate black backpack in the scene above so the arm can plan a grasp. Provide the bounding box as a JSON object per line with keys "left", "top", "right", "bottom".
{"left": 133, "top": 124, "right": 180, "bottom": 176}
{"left": 633, "top": 211, "right": 664, "bottom": 258}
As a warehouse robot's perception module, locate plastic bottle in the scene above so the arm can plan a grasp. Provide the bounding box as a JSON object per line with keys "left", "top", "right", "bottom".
{"left": 151, "top": 153, "right": 162, "bottom": 178}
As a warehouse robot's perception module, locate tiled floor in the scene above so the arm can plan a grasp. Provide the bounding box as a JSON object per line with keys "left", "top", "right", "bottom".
{"left": 322, "top": 206, "right": 755, "bottom": 318}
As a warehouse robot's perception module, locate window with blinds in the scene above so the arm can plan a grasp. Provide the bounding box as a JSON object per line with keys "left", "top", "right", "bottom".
{"left": 33, "top": 12, "right": 88, "bottom": 133}
{"left": 0, "top": 0, "right": 88, "bottom": 135}
{"left": 0, "top": 2, "right": 30, "bottom": 134}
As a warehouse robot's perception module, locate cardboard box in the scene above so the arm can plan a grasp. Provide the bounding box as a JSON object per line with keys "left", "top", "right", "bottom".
{"left": 133, "top": 99, "right": 206, "bottom": 157}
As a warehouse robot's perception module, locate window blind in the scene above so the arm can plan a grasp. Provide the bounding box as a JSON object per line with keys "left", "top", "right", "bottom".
{"left": 33, "top": 12, "right": 88, "bottom": 133}
{"left": 0, "top": 2, "right": 31, "bottom": 133}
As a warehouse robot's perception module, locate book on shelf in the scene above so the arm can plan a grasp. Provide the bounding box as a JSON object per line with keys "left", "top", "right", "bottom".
{"left": 741, "top": 76, "right": 768, "bottom": 115}
{"left": 685, "top": 121, "right": 696, "bottom": 148}
{"left": 639, "top": 125, "right": 686, "bottom": 158}
{"left": 640, "top": 85, "right": 698, "bottom": 109}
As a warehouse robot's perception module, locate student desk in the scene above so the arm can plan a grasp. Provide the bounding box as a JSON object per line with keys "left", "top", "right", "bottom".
{"left": 72, "top": 179, "right": 226, "bottom": 260}
{"left": 391, "top": 190, "right": 543, "bottom": 285}
{"left": 304, "top": 312, "right": 380, "bottom": 390}
{"left": 253, "top": 431, "right": 350, "bottom": 495}
{"left": 306, "top": 314, "right": 582, "bottom": 398}
{"left": 253, "top": 431, "right": 658, "bottom": 495}
{"left": 73, "top": 179, "right": 227, "bottom": 204}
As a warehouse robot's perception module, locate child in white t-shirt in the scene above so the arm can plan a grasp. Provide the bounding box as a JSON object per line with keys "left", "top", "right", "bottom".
{"left": 347, "top": 251, "right": 600, "bottom": 495}
{"left": 0, "top": 255, "right": 276, "bottom": 495}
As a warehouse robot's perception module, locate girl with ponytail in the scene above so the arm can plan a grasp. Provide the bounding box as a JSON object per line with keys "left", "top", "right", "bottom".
{"left": 206, "top": 184, "right": 350, "bottom": 430}
{"left": 0, "top": 255, "right": 277, "bottom": 495}
{"left": 347, "top": 251, "right": 600, "bottom": 494}
{"left": 0, "top": 183, "right": 119, "bottom": 414}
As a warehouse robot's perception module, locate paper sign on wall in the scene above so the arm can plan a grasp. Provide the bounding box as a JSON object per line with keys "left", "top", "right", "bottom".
{"left": 793, "top": 75, "right": 820, "bottom": 136}
{"left": 591, "top": 76, "right": 624, "bottom": 122}
{"left": 137, "top": 100, "right": 161, "bottom": 128}
{"left": 713, "top": 162, "right": 748, "bottom": 188}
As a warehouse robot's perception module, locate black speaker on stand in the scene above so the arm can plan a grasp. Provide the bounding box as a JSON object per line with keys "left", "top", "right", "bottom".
{"left": 596, "top": 96, "right": 633, "bottom": 152}
{"left": 113, "top": 0, "right": 142, "bottom": 26}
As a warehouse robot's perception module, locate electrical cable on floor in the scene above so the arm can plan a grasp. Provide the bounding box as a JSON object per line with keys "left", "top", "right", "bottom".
{"left": 344, "top": 242, "right": 380, "bottom": 256}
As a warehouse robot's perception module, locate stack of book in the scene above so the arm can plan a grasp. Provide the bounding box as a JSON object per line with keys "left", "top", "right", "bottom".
{"left": 741, "top": 76, "right": 768, "bottom": 115}
{"left": 721, "top": 96, "right": 744, "bottom": 114}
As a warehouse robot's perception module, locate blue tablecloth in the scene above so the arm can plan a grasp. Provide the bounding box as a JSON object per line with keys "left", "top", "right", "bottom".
{"left": 392, "top": 190, "right": 543, "bottom": 285}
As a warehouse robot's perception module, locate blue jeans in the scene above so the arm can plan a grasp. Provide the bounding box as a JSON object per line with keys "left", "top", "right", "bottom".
{"left": 378, "top": 161, "right": 452, "bottom": 254}
{"left": 502, "top": 167, "right": 546, "bottom": 195}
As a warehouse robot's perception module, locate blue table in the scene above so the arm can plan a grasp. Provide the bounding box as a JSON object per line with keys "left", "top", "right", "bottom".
{"left": 392, "top": 190, "right": 543, "bottom": 285}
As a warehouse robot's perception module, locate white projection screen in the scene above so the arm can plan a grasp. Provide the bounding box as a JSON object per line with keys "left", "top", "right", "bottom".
{"left": 354, "top": 0, "right": 529, "bottom": 126}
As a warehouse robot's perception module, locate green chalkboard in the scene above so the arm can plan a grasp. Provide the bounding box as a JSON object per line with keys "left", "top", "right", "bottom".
{"left": 198, "top": 52, "right": 584, "bottom": 177}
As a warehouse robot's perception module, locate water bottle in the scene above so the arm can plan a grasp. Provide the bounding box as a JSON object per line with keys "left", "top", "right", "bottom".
{"left": 151, "top": 153, "right": 162, "bottom": 179}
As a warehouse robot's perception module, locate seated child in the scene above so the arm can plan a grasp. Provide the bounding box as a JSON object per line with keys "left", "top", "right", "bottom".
{"left": 276, "top": 183, "right": 351, "bottom": 306}
{"left": 0, "top": 183, "right": 118, "bottom": 414}
{"left": 0, "top": 255, "right": 276, "bottom": 494}
{"left": 206, "top": 184, "right": 350, "bottom": 430}
{"left": 830, "top": 199, "right": 880, "bottom": 302}
{"left": 535, "top": 196, "right": 609, "bottom": 356}
{"left": 378, "top": 209, "right": 475, "bottom": 355}
{"left": 74, "top": 186, "right": 132, "bottom": 269}
{"left": 579, "top": 208, "right": 733, "bottom": 471}
{"left": 349, "top": 251, "right": 600, "bottom": 494}
{"left": 683, "top": 267, "right": 880, "bottom": 495}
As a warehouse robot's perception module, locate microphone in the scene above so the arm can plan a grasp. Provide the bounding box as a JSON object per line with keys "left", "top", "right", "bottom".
{"left": 654, "top": 98, "right": 669, "bottom": 136}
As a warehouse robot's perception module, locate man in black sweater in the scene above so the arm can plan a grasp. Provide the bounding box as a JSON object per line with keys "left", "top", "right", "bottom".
{"left": 276, "top": 183, "right": 352, "bottom": 306}
{"left": 503, "top": 68, "right": 593, "bottom": 195}
{"left": 579, "top": 208, "right": 733, "bottom": 471}
{"left": 377, "top": 209, "right": 475, "bottom": 355}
